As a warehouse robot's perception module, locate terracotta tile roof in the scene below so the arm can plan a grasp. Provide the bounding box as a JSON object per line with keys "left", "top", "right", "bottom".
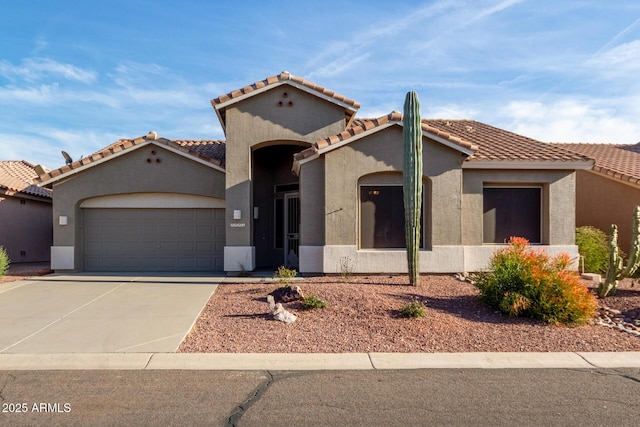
{"left": 293, "top": 113, "right": 478, "bottom": 164}
{"left": 0, "top": 160, "right": 52, "bottom": 198}
{"left": 211, "top": 71, "right": 361, "bottom": 131}
{"left": 293, "top": 116, "right": 592, "bottom": 174}
{"left": 555, "top": 143, "right": 640, "bottom": 186}
{"left": 37, "top": 132, "right": 226, "bottom": 185}
{"left": 171, "top": 139, "right": 226, "bottom": 165}
{"left": 423, "top": 120, "right": 591, "bottom": 163}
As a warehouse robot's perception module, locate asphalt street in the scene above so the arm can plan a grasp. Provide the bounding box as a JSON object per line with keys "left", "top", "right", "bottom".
{"left": 0, "top": 368, "right": 639, "bottom": 426}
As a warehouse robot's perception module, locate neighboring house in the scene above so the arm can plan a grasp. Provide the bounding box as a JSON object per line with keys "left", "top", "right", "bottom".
{"left": 37, "top": 71, "right": 593, "bottom": 273}
{"left": 0, "top": 160, "right": 53, "bottom": 263}
{"left": 555, "top": 143, "right": 640, "bottom": 253}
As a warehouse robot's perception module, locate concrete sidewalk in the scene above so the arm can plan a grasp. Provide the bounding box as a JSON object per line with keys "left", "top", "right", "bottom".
{"left": 0, "top": 352, "right": 639, "bottom": 370}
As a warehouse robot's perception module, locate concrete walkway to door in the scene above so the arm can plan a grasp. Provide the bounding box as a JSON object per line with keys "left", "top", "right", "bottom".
{"left": 0, "top": 273, "right": 223, "bottom": 353}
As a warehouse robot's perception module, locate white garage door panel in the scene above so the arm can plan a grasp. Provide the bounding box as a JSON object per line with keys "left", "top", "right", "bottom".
{"left": 83, "top": 208, "right": 225, "bottom": 272}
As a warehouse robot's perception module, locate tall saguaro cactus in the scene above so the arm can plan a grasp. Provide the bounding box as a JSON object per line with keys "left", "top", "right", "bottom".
{"left": 598, "top": 205, "right": 640, "bottom": 297}
{"left": 403, "top": 91, "right": 423, "bottom": 286}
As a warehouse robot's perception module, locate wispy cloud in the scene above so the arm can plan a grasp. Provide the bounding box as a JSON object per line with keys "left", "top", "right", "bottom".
{"left": 498, "top": 97, "right": 640, "bottom": 143}
{"left": 587, "top": 40, "right": 640, "bottom": 73}
{"left": 306, "top": 0, "right": 460, "bottom": 79}
{"left": 591, "top": 16, "right": 640, "bottom": 58}
{"left": 0, "top": 58, "right": 97, "bottom": 84}
{"left": 463, "top": 0, "right": 524, "bottom": 26}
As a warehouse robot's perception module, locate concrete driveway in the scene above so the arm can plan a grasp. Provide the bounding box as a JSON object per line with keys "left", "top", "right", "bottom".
{"left": 0, "top": 274, "right": 221, "bottom": 353}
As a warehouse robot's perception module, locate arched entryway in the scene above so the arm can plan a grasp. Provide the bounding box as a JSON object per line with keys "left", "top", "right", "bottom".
{"left": 252, "top": 143, "right": 306, "bottom": 268}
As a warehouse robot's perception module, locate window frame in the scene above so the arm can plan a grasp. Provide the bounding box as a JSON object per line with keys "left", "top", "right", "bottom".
{"left": 358, "top": 183, "right": 424, "bottom": 250}
{"left": 482, "top": 185, "right": 543, "bottom": 245}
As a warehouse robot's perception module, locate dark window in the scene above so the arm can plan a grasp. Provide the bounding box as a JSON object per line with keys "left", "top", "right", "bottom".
{"left": 483, "top": 187, "right": 541, "bottom": 244}
{"left": 360, "top": 185, "right": 423, "bottom": 249}
{"left": 274, "top": 183, "right": 299, "bottom": 193}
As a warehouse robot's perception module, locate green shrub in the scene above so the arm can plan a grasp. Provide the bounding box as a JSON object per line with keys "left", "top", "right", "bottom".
{"left": 576, "top": 226, "right": 609, "bottom": 274}
{"left": 302, "top": 294, "right": 329, "bottom": 309}
{"left": 273, "top": 265, "right": 297, "bottom": 286}
{"left": 474, "top": 237, "right": 597, "bottom": 326}
{"left": 0, "top": 246, "right": 9, "bottom": 279}
{"left": 400, "top": 297, "right": 426, "bottom": 318}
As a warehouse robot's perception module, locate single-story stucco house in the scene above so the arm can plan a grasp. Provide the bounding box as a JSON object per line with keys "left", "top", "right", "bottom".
{"left": 556, "top": 143, "right": 640, "bottom": 253}
{"left": 37, "top": 71, "right": 594, "bottom": 274}
{"left": 0, "top": 160, "right": 52, "bottom": 263}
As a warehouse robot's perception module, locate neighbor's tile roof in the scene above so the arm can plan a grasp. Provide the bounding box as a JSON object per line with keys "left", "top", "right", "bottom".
{"left": 211, "top": 71, "right": 361, "bottom": 130}
{"left": 37, "top": 133, "right": 226, "bottom": 185}
{"left": 424, "top": 120, "right": 591, "bottom": 163}
{"left": 0, "top": 160, "right": 52, "bottom": 198}
{"left": 556, "top": 143, "right": 640, "bottom": 185}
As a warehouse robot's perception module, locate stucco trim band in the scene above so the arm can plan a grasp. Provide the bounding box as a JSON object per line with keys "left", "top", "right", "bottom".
{"left": 308, "top": 244, "right": 580, "bottom": 274}
{"left": 79, "top": 193, "right": 225, "bottom": 209}
{"left": 224, "top": 246, "right": 255, "bottom": 272}
{"left": 51, "top": 246, "right": 74, "bottom": 270}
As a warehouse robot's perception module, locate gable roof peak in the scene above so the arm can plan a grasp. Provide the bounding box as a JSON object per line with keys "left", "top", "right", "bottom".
{"left": 211, "top": 71, "right": 361, "bottom": 132}
{"left": 37, "top": 133, "right": 227, "bottom": 187}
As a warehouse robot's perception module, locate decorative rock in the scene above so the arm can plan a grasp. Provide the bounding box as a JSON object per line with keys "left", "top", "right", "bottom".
{"left": 267, "top": 295, "right": 297, "bottom": 324}
{"left": 581, "top": 273, "right": 601, "bottom": 282}
{"left": 269, "top": 285, "right": 304, "bottom": 303}
{"left": 595, "top": 305, "right": 640, "bottom": 338}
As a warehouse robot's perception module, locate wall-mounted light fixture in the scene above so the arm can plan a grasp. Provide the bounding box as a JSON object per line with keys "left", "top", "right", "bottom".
{"left": 254, "top": 207, "right": 259, "bottom": 219}
{"left": 59, "top": 216, "right": 68, "bottom": 226}
{"left": 233, "top": 210, "right": 242, "bottom": 220}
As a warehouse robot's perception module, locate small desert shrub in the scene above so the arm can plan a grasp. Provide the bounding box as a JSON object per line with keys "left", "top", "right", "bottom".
{"left": 338, "top": 256, "right": 355, "bottom": 283}
{"left": 0, "top": 246, "right": 9, "bottom": 279}
{"left": 274, "top": 265, "right": 297, "bottom": 286}
{"left": 474, "top": 237, "right": 597, "bottom": 326}
{"left": 302, "top": 294, "right": 329, "bottom": 309}
{"left": 576, "top": 226, "right": 609, "bottom": 274}
{"left": 400, "top": 297, "right": 426, "bottom": 318}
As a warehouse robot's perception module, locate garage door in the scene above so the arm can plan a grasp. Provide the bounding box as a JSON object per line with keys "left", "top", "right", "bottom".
{"left": 83, "top": 208, "right": 225, "bottom": 272}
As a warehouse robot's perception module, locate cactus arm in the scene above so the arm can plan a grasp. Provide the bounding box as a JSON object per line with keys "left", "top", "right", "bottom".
{"left": 620, "top": 205, "right": 640, "bottom": 277}
{"left": 599, "top": 224, "right": 621, "bottom": 298}
{"left": 402, "top": 91, "right": 423, "bottom": 286}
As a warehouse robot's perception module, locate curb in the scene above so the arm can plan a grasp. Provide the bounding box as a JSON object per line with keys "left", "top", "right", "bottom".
{"left": 0, "top": 352, "right": 639, "bottom": 371}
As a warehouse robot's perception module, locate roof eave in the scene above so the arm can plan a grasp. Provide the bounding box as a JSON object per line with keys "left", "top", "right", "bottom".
{"left": 462, "top": 159, "right": 595, "bottom": 170}
{"left": 590, "top": 165, "right": 640, "bottom": 189}
{"left": 420, "top": 129, "right": 477, "bottom": 156}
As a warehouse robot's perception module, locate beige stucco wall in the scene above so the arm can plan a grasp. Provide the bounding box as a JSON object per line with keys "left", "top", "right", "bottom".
{"left": 291, "top": 125, "right": 582, "bottom": 273}
{"left": 223, "top": 84, "right": 347, "bottom": 252}
{"left": 0, "top": 195, "right": 52, "bottom": 263}
{"left": 299, "top": 157, "right": 325, "bottom": 246}
{"left": 575, "top": 170, "right": 640, "bottom": 252}
{"left": 462, "top": 169, "right": 576, "bottom": 246}
{"left": 51, "top": 144, "right": 225, "bottom": 270}
{"left": 320, "top": 125, "right": 464, "bottom": 248}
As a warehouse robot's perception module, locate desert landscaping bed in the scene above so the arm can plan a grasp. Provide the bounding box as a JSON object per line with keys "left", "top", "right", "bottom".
{"left": 179, "top": 274, "right": 640, "bottom": 353}
{"left": 3, "top": 266, "right": 638, "bottom": 353}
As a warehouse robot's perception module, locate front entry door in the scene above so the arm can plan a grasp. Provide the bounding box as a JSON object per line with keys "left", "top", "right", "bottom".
{"left": 284, "top": 192, "right": 300, "bottom": 268}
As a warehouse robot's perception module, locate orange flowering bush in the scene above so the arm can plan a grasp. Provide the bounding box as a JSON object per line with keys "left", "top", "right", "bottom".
{"left": 474, "top": 237, "right": 597, "bottom": 326}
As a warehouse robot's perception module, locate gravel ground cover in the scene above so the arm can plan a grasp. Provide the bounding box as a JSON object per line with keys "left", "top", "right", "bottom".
{"left": 179, "top": 274, "right": 640, "bottom": 353}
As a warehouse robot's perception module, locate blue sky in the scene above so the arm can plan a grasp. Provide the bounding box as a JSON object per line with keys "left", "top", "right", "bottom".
{"left": 1, "top": 0, "right": 639, "bottom": 169}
